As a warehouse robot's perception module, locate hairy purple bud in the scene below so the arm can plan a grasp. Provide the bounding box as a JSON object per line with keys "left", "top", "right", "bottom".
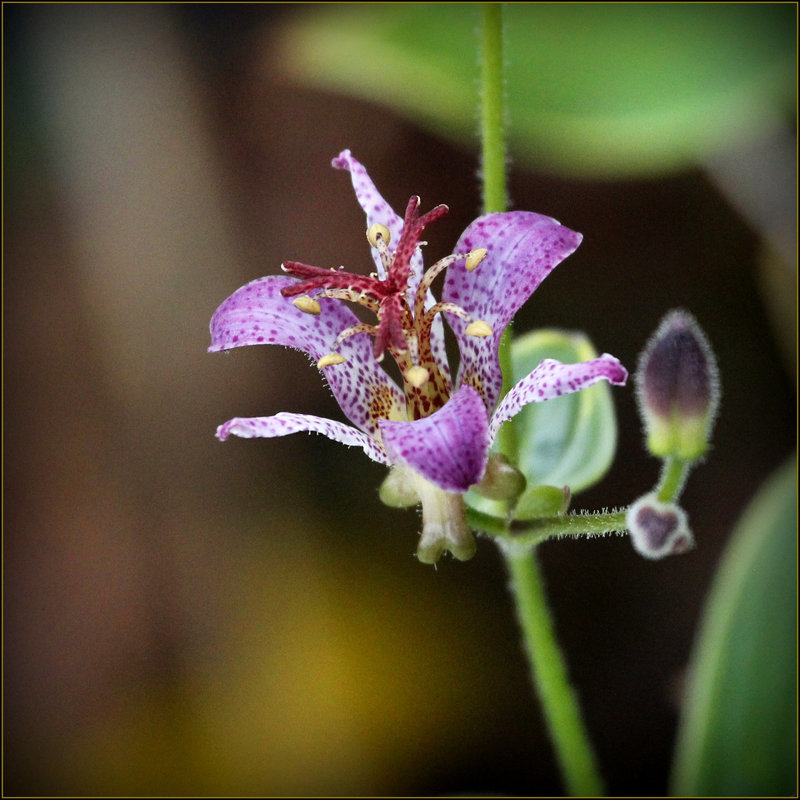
{"left": 627, "top": 493, "right": 694, "bottom": 559}
{"left": 636, "top": 310, "right": 720, "bottom": 460}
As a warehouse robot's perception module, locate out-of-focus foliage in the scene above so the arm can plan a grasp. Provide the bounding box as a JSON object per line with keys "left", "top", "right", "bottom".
{"left": 277, "top": 3, "right": 795, "bottom": 177}
{"left": 670, "top": 456, "right": 798, "bottom": 795}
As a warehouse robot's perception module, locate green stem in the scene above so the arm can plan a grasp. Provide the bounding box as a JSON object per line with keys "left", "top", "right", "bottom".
{"left": 480, "top": 2, "right": 507, "bottom": 216}
{"left": 480, "top": 3, "right": 517, "bottom": 461}
{"left": 478, "top": 3, "right": 606, "bottom": 795}
{"left": 502, "top": 544, "right": 606, "bottom": 796}
{"left": 468, "top": 507, "right": 628, "bottom": 545}
{"left": 497, "top": 330, "right": 519, "bottom": 459}
{"left": 656, "top": 456, "right": 691, "bottom": 502}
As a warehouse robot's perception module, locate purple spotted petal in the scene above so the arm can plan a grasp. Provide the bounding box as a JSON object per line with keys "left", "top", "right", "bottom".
{"left": 333, "top": 149, "right": 450, "bottom": 381}
{"left": 379, "top": 385, "right": 490, "bottom": 493}
{"left": 217, "top": 413, "right": 390, "bottom": 465}
{"left": 209, "top": 274, "right": 404, "bottom": 438}
{"left": 489, "top": 354, "right": 628, "bottom": 441}
{"left": 443, "top": 212, "right": 583, "bottom": 412}
{"left": 332, "top": 149, "right": 426, "bottom": 293}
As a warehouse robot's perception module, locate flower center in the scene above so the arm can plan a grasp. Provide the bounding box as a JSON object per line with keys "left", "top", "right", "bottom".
{"left": 280, "top": 196, "right": 491, "bottom": 420}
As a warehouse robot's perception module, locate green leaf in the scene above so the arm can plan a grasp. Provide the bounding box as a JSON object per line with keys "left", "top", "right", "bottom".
{"left": 278, "top": 4, "right": 795, "bottom": 177}
{"left": 465, "top": 329, "right": 621, "bottom": 520}
{"left": 670, "top": 456, "right": 797, "bottom": 796}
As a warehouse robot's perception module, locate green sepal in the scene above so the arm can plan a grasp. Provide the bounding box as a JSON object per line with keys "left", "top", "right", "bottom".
{"left": 514, "top": 485, "right": 568, "bottom": 520}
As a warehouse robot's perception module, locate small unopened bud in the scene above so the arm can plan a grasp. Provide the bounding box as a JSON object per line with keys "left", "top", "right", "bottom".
{"left": 465, "top": 320, "right": 493, "bottom": 338}
{"left": 472, "top": 453, "right": 526, "bottom": 502}
{"left": 626, "top": 493, "right": 694, "bottom": 559}
{"left": 366, "top": 223, "right": 391, "bottom": 248}
{"left": 465, "top": 248, "right": 488, "bottom": 272}
{"left": 636, "top": 309, "right": 720, "bottom": 461}
{"left": 317, "top": 353, "right": 347, "bottom": 369}
{"left": 378, "top": 468, "right": 420, "bottom": 508}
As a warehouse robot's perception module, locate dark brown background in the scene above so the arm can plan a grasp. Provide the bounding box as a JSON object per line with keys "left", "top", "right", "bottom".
{"left": 4, "top": 4, "right": 795, "bottom": 796}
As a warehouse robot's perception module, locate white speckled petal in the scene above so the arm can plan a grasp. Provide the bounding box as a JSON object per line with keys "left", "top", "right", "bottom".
{"left": 216, "top": 413, "right": 390, "bottom": 464}
{"left": 379, "top": 385, "right": 490, "bottom": 493}
{"left": 443, "top": 212, "right": 583, "bottom": 412}
{"left": 209, "top": 275, "right": 404, "bottom": 438}
{"left": 333, "top": 149, "right": 449, "bottom": 380}
{"left": 332, "top": 149, "right": 425, "bottom": 292}
{"left": 333, "top": 149, "right": 406, "bottom": 278}
{"left": 489, "top": 354, "right": 629, "bottom": 441}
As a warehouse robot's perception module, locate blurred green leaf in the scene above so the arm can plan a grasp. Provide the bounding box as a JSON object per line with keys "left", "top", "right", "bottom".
{"left": 465, "top": 329, "right": 620, "bottom": 520}
{"left": 670, "top": 455, "right": 797, "bottom": 796}
{"left": 278, "top": 3, "right": 795, "bottom": 177}
{"left": 511, "top": 330, "right": 621, "bottom": 516}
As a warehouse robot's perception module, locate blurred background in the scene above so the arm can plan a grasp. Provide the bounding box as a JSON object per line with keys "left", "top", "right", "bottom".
{"left": 3, "top": 3, "right": 796, "bottom": 796}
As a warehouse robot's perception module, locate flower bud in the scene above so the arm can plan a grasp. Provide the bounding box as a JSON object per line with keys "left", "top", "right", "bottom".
{"left": 626, "top": 493, "right": 694, "bottom": 559}
{"left": 378, "top": 467, "right": 419, "bottom": 508}
{"left": 635, "top": 310, "right": 720, "bottom": 461}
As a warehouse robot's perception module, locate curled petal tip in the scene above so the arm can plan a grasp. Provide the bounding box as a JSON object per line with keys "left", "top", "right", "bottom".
{"left": 331, "top": 149, "right": 352, "bottom": 169}
{"left": 600, "top": 354, "right": 629, "bottom": 385}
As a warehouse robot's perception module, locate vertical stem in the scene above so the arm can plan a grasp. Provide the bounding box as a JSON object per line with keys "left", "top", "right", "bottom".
{"left": 503, "top": 544, "right": 606, "bottom": 796}
{"left": 480, "top": 3, "right": 507, "bottom": 216}
{"left": 480, "top": 3, "right": 516, "bottom": 458}
{"left": 656, "top": 456, "right": 691, "bottom": 503}
{"left": 479, "top": 3, "right": 606, "bottom": 794}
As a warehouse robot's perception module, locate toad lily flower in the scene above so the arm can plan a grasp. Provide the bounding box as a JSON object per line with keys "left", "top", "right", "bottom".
{"left": 209, "top": 150, "right": 627, "bottom": 563}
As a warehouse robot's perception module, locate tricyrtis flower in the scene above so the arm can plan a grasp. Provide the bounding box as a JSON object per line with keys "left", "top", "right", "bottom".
{"left": 209, "top": 150, "right": 627, "bottom": 563}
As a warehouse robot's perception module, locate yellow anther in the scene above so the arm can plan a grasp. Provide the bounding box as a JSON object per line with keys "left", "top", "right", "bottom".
{"left": 317, "top": 353, "right": 347, "bottom": 369}
{"left": 465, "top": 248, "right": 488, "bottom": 272}
{"left": 465, "top": 320, "right": 493, "bottom": 338}
{"left": 366, "top": 223, "right": 391, "bottom": 248}
{"left": 404, "top": 365, "right": 430, "bottom": 388}
{"left": 292, "top": 295, "right": 321, "bottom": 315}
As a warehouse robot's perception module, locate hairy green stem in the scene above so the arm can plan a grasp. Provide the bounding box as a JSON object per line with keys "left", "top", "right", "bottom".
{"left": 479, "top": 3, "right": 606, "bottom": 795}
{"left": 502, "top": 543, "right": 607, "bottom": 796}
{"left": 481, "top": 3, "right": 516, "bottom": 461}
{"left": 468, "top": 508, "right": 628, "bottom": 545}
{"left": 480, "top": 2, "right": 507, "bottom": 216}
{"left": 656, "top": 456, "right": 691, "bottom": 503}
